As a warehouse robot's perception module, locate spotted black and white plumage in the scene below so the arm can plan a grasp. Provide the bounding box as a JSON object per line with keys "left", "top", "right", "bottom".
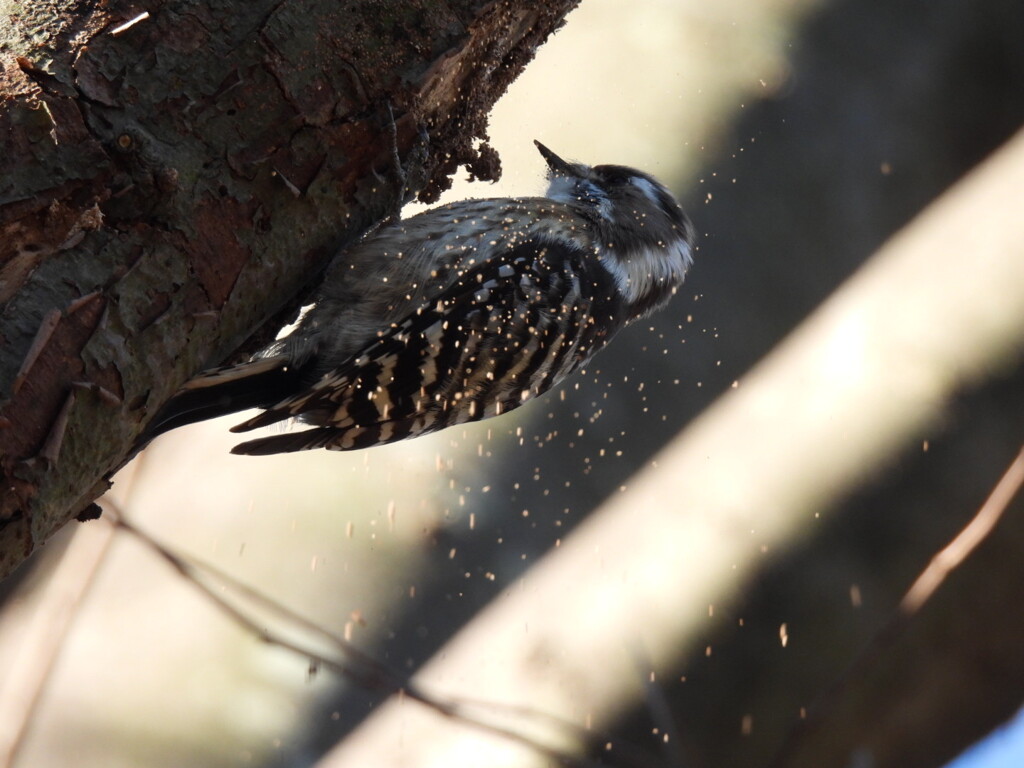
{"left": 143, "top": 142, "right": 695, "bottom": 455}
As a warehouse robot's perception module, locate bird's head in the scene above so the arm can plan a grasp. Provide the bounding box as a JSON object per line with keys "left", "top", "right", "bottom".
{"left": 535, "top": 140, "right": 695, "bottom": 317}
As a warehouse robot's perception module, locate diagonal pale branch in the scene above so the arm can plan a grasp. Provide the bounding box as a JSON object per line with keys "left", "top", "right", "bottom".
{"left": 314, "top": 128, "right": 1024, "bottom": 767}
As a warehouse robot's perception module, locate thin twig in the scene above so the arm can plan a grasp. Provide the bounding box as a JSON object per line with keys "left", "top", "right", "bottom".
{"left": 105, "top": 510, "right": 660, "bottom": 768}
{"left": 0, "top": 524, "right": 116, "bottom": 768}
{"left": 0, "top": 453, "right": 154, "bottom": 768}
{"left": 769, "top": 445, "right": 1024, "bottom": 767}
{"left": 900, "top": 446, "right": 1024, "bottom": 614}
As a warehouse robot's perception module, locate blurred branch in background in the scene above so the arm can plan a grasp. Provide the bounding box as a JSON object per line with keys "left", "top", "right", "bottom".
{"left": 315, "top": 129, "right": 1024, "bottom": 768}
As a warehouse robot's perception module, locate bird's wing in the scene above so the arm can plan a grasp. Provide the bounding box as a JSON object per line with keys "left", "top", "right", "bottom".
{"left": 230, "top": 237, "right": 608, "bottom": 455}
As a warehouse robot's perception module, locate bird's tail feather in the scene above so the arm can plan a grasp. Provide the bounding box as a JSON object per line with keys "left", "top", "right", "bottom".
{"left": 138, "top": 356, "right": 300, "bottom": 447}
{"left": 230, "top": 427, "right": 343, "bottom": 456}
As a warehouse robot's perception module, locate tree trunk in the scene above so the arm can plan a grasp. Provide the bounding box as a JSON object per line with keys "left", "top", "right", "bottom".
{"left": 0, "top": 0, "right": 579, "bottom": 580}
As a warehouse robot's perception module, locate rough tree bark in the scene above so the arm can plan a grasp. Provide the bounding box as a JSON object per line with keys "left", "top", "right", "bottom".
{"left": 0, "top": 0, "right": 579, "bottom": 580}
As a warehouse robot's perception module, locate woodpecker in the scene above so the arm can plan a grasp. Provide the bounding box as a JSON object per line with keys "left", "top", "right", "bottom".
{"left": 143, "top": 141, "right": 695, "bottom": 455}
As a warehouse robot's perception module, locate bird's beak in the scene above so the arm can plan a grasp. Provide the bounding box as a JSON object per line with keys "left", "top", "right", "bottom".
{"left": 534, "top": 140, "right": 576, "bottom": 176}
